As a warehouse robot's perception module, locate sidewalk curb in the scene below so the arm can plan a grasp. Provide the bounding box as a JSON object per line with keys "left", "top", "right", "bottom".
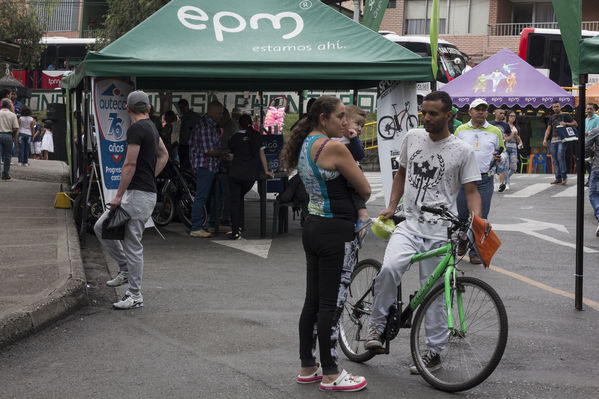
{"left": 0, "top": 206, "right": 88, "bottom": 349}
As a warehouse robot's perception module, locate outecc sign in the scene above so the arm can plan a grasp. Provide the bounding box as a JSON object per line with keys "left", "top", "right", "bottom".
{"left": 177, "top": 6, "right": 304, "bottom": 42}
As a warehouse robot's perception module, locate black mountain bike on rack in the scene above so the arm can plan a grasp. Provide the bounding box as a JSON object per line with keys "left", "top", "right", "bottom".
{"left": 339, "top": 206, "right": 508, "bottom": 392}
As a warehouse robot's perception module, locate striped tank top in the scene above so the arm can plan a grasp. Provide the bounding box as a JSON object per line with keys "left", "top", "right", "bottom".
{"left": 297, "top": 135, "right": 356, "bottom": 221}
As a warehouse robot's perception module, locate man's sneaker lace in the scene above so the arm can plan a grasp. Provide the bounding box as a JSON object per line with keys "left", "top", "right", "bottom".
{"left": 409, "top": 350, "right": 441, "bottom": 374}
{"left": 112, "top": 291, "right": 143, "bottom": 310}
{"left": 106, "top": 271, "right": 128, "bottom": 287}
{"left": 364, "top": 328, "right": 383, "bottom": 350}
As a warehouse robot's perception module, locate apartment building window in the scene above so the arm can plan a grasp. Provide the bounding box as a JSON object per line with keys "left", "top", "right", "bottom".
{"left": 405, "top": 0, "right": 490, "bottom": 35}
{"left": 34, "top": 0, "right": 80, "bottom": 32}
{"left": 512, "top": 2, "right": 556, "bottom": 27}
{"left": 405, "top": 0, "right": 446, "bottom": 34}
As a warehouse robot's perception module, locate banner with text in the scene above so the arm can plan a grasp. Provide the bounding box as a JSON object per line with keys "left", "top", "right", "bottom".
{"left": 362, "top": 0, "right": 390, "bottom": 32}
{"left": 42, "top": 70, "right": 66, "bottom": 90}
{"left": 92, "top": 77, "right": 135, "bottom": 203}
{"left": 376, "top": 81, "right": 418, "bottom": 207}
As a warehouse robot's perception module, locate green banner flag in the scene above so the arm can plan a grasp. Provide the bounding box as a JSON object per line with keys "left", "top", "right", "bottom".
{"left": 362, "top": 0, "right": 390, "bottom": 32}
{"left": 430, "top": 0, "right": 440, "bottom": 80}
{"left": 552, "top": 0, "right": 581, "bottom": 85}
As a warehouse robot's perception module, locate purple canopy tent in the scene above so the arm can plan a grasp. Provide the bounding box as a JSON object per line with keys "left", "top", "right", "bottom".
{"left": 440, "top": 48, "right": 574, "bottom": 108}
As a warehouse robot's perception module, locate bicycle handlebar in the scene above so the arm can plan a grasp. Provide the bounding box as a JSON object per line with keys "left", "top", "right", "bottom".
{"left": 420, "top": 205, "right": 467, "bottom": 231}
{"left": 420, "top": 205, "right": 445, "bottom": 215}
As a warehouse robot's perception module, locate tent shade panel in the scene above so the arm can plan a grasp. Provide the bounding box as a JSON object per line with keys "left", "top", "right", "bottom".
{"left": 580, "top": 35, "right": 599, "bottom": 75}
{"left": 440, "top": 48, "right": 573, "bottom": 108}
{"left": 63, "top": 0, "right": 433, "bottom": 91}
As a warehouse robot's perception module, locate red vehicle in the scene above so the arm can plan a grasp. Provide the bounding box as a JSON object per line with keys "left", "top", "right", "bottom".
{"left": 518, "top": 27, "right": 599, "bottom": 87}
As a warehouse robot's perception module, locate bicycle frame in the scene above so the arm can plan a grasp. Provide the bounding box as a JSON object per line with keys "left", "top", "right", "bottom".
{"left": 407, "top": 243, "right": 464, "bottom": 334}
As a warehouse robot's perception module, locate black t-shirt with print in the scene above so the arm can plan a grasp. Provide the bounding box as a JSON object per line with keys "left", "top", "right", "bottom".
{"left": 549, "top": 113, "right": 573, "bottom": 140}
{"left": 127, "top": 118, "right": 159, "bottom": 193}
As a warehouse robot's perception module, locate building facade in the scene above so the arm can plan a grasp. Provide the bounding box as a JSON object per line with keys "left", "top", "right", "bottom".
{"left": 334, "top": 1, "right": 599, "bottom": 61}
{"left": 35, "top": 0, "right": 108, "bottom": 39}
{"left": 380, "top": 0, "right": 599, "bottom": 60}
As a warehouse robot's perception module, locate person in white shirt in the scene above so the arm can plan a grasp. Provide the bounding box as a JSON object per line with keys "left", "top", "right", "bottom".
{"left": 364, "top": 91, "right": 489, "bottom": 375}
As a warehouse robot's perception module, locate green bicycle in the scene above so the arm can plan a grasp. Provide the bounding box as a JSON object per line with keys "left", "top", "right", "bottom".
{"left": 339, "top": 205, "right": 508, "bottom": 392}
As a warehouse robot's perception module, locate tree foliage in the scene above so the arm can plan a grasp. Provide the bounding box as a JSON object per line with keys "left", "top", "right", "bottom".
{"left": 0, "top": 0, "right": 46, "bottom": 70}
{"left": 95, "top": 0, "right": 171, "bottom": 50}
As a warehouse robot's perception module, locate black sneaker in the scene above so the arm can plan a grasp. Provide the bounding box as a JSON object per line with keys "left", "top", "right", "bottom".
{"left": 498, "top": 183, "right": 506, "bottom": 192}
{"left": 410, "top": 350, "right": 441, "bottom": 374}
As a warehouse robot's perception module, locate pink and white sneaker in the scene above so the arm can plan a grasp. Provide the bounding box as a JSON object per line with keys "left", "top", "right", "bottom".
{"left": 296, "top": 364, "right": 323, "bottom": 384}
{"left": 319, "top": 370, "right": 367, "bottom": 392}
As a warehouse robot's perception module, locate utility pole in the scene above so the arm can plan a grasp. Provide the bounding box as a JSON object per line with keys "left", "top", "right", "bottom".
{"left": 353, "top": 0, "right": 360, "bottom": 22}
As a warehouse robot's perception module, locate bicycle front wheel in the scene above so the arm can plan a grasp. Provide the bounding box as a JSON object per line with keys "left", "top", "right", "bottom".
{"left": 339, "top": 259, "right": 381, "bottom": 363}
{"left": 410, "top": 277, "right": 508, "bottom": 392}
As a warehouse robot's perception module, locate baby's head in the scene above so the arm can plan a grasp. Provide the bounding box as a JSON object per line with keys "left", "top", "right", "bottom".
{"left": 344, "top": 105, "right": 367, "bottom": 137}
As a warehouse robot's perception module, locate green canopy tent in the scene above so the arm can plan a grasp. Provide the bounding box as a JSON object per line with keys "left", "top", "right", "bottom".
{"left": 62, "top": 0, "right": 432, "bottom": 91}
{"left": 63, "top": 0, "right": 434, "bottom": 241}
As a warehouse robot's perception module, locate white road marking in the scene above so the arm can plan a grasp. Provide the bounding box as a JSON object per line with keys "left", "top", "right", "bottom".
{"left": 212, "top": 239, "right": 272, "bottom": 259}
{"left": 493, "top": 218, "right": 598, "bottom": 253}
{"left": 552, "top": 184, "right": 587, "bottom": 197}
{"left": 504, "top": 183, "right": 552, "bottom": 198}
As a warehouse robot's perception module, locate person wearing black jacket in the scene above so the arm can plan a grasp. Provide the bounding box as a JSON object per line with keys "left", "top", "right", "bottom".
{"left": 226, "top": 114, "right": 273, "bottom": 239}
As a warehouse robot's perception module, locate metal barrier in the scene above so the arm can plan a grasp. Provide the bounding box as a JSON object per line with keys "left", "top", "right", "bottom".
{"left": 362, "top": 121, "right": 377, "bottom": 150}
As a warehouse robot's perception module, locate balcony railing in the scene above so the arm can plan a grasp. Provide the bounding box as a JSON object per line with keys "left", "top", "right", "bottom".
{"left": 489, "top": 21, "right": 599, "bottom": 36}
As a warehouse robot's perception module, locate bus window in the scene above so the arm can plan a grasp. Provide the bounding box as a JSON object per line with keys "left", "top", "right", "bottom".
{"left": 400, "top": 42, "right": 430, "bottom": 57}
{"left": 527, "top": 35, "right": 546, "bottom": 68}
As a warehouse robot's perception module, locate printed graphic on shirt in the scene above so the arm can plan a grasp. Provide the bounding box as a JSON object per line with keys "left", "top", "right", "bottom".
{"left": 407, "top": 150, "right": 445, "bottom": 205}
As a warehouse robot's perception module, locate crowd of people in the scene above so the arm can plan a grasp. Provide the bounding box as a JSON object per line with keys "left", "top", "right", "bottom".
{"left": 0, "top": 88, "right": 55, "bottom": 180}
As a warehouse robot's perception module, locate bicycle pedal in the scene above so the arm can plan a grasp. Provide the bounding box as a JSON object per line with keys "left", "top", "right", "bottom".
{"left": 371, "top": 347, "right": 387, "bottom": 355}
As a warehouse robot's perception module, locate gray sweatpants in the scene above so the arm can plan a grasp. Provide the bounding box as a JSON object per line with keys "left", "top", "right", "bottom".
{"left": 94, "top": 190, "right": 156, "bottom": 296}
{"left": 369, "top": 224, "right": 449, "bottom": 354}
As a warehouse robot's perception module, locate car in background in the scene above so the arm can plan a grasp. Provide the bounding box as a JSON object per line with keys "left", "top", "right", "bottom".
{"left": 379, "top": 31, "right": 469, "bottom": 99}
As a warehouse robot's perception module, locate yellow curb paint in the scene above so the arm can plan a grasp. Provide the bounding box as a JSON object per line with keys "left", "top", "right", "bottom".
{"left": 489, "top": 264, "right": 599, "bottom": 312}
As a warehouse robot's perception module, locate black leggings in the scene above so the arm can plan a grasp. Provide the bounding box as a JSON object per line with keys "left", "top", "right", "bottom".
{"left": 228, "top": 177, "right": 254, "bottom": 234}
{"left": 299, "top": 215, "right": 358, "bottom": 375}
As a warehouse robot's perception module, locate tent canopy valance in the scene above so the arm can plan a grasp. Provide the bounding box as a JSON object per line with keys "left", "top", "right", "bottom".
{"left": 62, "top": 0, "right": 433, "bottom": 91}
{"left": 439, "top": 48, "right": 573, "bottom": 108}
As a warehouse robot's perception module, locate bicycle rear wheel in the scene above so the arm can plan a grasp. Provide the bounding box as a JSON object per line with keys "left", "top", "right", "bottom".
{"left": 339, "top": 259, "right": 381, "bottom": 363}
{"left": 377, "top": 116, "right": 397, "bottom": 139}
{"left": 410, "top": 276, "right": 508, "bottom": 392}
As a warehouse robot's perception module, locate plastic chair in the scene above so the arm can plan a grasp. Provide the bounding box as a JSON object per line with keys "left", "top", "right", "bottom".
{"left": 271, "top": 199, "right": 292, "bottom": 237}
{"left": 519, "top": 153, "right": 530, "bottom": 173}
{"left": 531, "top": 154, "right": 547, "bottom": 174}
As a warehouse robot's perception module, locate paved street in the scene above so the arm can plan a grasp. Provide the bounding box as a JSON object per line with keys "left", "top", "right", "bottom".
{"left": 1, "top": 172, "right": 598, "bottom": 398}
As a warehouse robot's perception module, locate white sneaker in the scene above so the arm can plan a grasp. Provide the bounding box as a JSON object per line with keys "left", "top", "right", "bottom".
{"left": 506, "top": 183, "right": 510, "bottom": 190}
{"left": 113, "top": 292, "right": 143, "bottom": 309}
{"left": 106, "top": 271, "right": 128, "bottom": 287}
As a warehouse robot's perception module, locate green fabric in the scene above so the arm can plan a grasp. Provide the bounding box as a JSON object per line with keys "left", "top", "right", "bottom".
{"left": 62, "top": 0, "right": 432, "bottom": 91}
{"left": 580, "top": 35, "right": 599, "bottom": 74}
{"left": 430, "top": 0, "right": 440, "bottom": 79}
{"left": 552, "top": 0, "right": 581, "bottom": 85}
{"left": 362, "top": 0, "right": 390, "bottom": 32}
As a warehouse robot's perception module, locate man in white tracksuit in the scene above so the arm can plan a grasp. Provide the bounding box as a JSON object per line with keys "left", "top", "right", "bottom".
{"left": 364, "top": 91, "right": 490, "bottom": 374}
